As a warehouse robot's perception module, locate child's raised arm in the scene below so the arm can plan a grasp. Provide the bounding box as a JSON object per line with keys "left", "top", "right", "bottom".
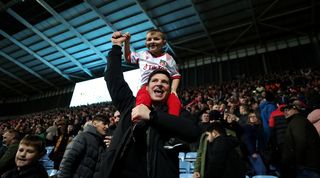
{"left": 123, "top": 32, "right": 131, "bottom": 63}
{"left": 171, "top": 78, "right": 180, "bottom": 96}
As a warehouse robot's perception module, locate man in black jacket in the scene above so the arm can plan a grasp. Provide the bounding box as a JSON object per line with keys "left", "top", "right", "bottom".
{"left": 95, "top": 31, "right": 200, "bottom": 178}
{"left": 281, "top": 101, "right": 320, "bottom": 178}
{"left": 58, "top": 115, "right": 108, "bottom": 178}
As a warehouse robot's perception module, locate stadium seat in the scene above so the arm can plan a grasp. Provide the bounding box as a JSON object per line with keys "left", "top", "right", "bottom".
{"left": 180, "top": 173, "right": 193, "bottom": 178}
{"left": 46, "top": 169, "right": 58, "bottom": 177}
{"left": 252, "top": 175, "right": 278, "bottom": 178}
{"left": 185, "top": 152, "right": 197, "bottom": 162}
{"left": 45, "top": 146, "right": 54, "bottom": 154}
{"left": 40, "top": 146, "right": 54, "bottom": 169}
{"left": 179, "top": 152, "right": 185, "bottom": 161}
{"left": 189, "top": 161, "right": 195, "bottom": 173}
{"left": 179, "top": 161, "right": 192, "bottom": 173}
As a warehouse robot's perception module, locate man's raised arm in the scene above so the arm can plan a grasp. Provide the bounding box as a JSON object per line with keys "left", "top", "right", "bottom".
{"left": 105, "top": 31, "right": 134, "bottom": 111}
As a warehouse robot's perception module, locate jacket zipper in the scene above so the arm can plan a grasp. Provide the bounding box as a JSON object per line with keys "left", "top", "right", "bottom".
{"left": 146, "top": 127, "right": 151, "bottom": 178}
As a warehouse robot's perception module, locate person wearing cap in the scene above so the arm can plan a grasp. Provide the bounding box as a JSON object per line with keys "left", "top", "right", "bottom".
{"left": 96, "top": 31, "right": 200, "bottom": 178}
{"left": 281, "top": 101, "right": 320, "bottom": 178}
{"left": 58, "top": 115, "right": 108, "bottom": 178}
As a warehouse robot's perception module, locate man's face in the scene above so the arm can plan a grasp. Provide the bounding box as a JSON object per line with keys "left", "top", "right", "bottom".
{"left": 212, "top": 104, "right": 219, "bottom": 110}
{"left": 67, "top": 125, "right": 73, "bottom": 132}
{"left": 15, "top": 143, "right": 39, "bottom": 168}
{"left": 248, "top": 114, "right": 258, "bottom": 124}
{"left": 113, "top": 111, "right": 120, "bottom": 123}
{"left": 283, "top": 108, "right": 298, "bottom": 118}
{"left": 93, "top": 120, "right": 107, "bottom": 136}
{"left": 201, "top": 113, "right": 210, "bottom": 123}
{"left": 145, "top": 32, "right": 166, "bottom": 55}
{"left": 2, "top": 132, "right": 14, "bottom": 145}
{"left": 206, "top": 131, "right": 217, "bottom": 143}
{"left": 147, "top": 73, "right": 170, "bottom": 103}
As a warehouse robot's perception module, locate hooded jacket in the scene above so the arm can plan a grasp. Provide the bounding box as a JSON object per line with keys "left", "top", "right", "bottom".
{"left": 58, "top": 124, "right": 106, "bottom": 178}
{"left": 1, "top": 163, "right": 48, "bottom": 178}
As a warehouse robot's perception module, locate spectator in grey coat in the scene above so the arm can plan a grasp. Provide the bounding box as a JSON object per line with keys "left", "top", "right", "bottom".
{"left": 58, "top": 115, "right": 108, "bottom": 178}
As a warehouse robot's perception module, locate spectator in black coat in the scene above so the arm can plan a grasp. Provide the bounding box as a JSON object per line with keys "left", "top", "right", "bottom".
{"left": 193, "top": 122, "right": 245, "bottom": 178}
{"left": 95, "top": 31, "right": 200, "bottom": 178}
{"left": 58, "top": 115, "right": 108, "bottom": 178}
{"left": 281, "top": 101, "right": 320, "bottom": 178}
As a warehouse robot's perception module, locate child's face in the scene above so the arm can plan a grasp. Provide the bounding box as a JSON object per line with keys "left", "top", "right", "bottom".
{"left": 15, "top": 143, "right": 39, "bottom": 168}
{"left": 145, "top": 32, "right": 166, "bottom": 55}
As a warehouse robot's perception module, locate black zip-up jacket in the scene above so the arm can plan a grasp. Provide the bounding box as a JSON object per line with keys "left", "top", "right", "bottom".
{"left": 282, "top": 113, "right": 320, "bottom": 172}
{"left": 1, "top": 163, "right": 48, "bottom": 178}
{"left": 95, "top": 45, "right": 200, "bottom": 178}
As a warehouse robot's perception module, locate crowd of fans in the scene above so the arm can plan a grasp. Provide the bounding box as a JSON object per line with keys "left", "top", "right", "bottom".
{"left": 1, "top": 67, "right": 320, "bottom": 177}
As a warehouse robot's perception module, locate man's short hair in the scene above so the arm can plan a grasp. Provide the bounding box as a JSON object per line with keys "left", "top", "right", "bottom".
{"left": 147, "top": 69, "right": 172, "bottom": 86}
{"left": 6, "top": 129, "right": 21, "bottom": 141}
{"left": 280, "top": 100, "right": 305, "bottom": 112}
{"left": 206, "top": 122, "right": 227, "bottom": 135}
{"left": 92, "top": 115, "right": 109, "bottom": 125}
{"left": 147, "top": 29, "right": 166, "bottom": 40}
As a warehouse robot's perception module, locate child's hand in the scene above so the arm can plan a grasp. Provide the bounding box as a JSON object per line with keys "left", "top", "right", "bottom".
{"left": 171, "top": 91, "right": 178, "bottom": 97}
{"left": 104, "top": 136, "right": 112, "bottom": 148}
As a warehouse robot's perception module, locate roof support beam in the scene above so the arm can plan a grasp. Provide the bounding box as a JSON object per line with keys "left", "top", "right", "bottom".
{"left": 0, "top": 0, "right": 21, "bottom": 12}
{"left": 173, "top": 22, "right": 252, "bottom": 45}
{"left": 0, "top": 29, "right": 72, "bottom": 81}
{"left": 172, "top": 45, "right": 213, "bottom": 55}
{"left": 85, "top": 0, "right": 138, "bottom": 70}
{"left": 133, "top": 0, "right": 176, "bottom": 57}
{"left": 223, "top": 24, "right": 253, "bottom": 53}
{"left": 84, "top": 0, "right": 136, "bottom": 53}
{"left": 36, "top": 0, "right": 107, "bottom": 63}
{"left": 173, "top": 5, "right": 310, "bottom": 46}
{"left": 258, "top": 0, "right": 280, "bottom": 19}
{"left": 311, "top": 0, "right": 316, "bottom": 35}
{"left": 248, "top": 0, "right": 262, "bottom": 45}
{"left": 0, "top": 80, "right": 25, "bottom": 96}
{"left": 7, "top": 8, "right": 94, "bottom": 78}
{"left": 0, "top": 50, "right": 56, "bottom": 87}
{"left": 187, "top": 0, "right": 218, "bottom": 56}
{"left": 259, "top": 22, "right": 307, "bottom": 36}
{"left": 84, "top": 0, "right": 117, "bottom": 32}
{"left": 260, "top": 6, "right": 311, "bottom": 21}
{"left": 257, "top": 0, "right": 310, "bottom": 36}
{"left": 0, "top": 66, "right": 41, "bottom": 92}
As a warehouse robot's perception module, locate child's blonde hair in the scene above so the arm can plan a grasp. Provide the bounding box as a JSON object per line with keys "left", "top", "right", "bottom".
{"left": 147, "top": 29, "right": 166, "bottom": 40}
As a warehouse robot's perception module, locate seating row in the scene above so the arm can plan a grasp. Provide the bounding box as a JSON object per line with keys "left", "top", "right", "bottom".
{"left": 179, "top": 152, "right": 197, "bottom": 162}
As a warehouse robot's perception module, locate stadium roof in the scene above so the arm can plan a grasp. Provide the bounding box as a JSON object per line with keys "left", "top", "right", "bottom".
{"left": 0, "top": 0, "right": 319, "bottom": 99}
